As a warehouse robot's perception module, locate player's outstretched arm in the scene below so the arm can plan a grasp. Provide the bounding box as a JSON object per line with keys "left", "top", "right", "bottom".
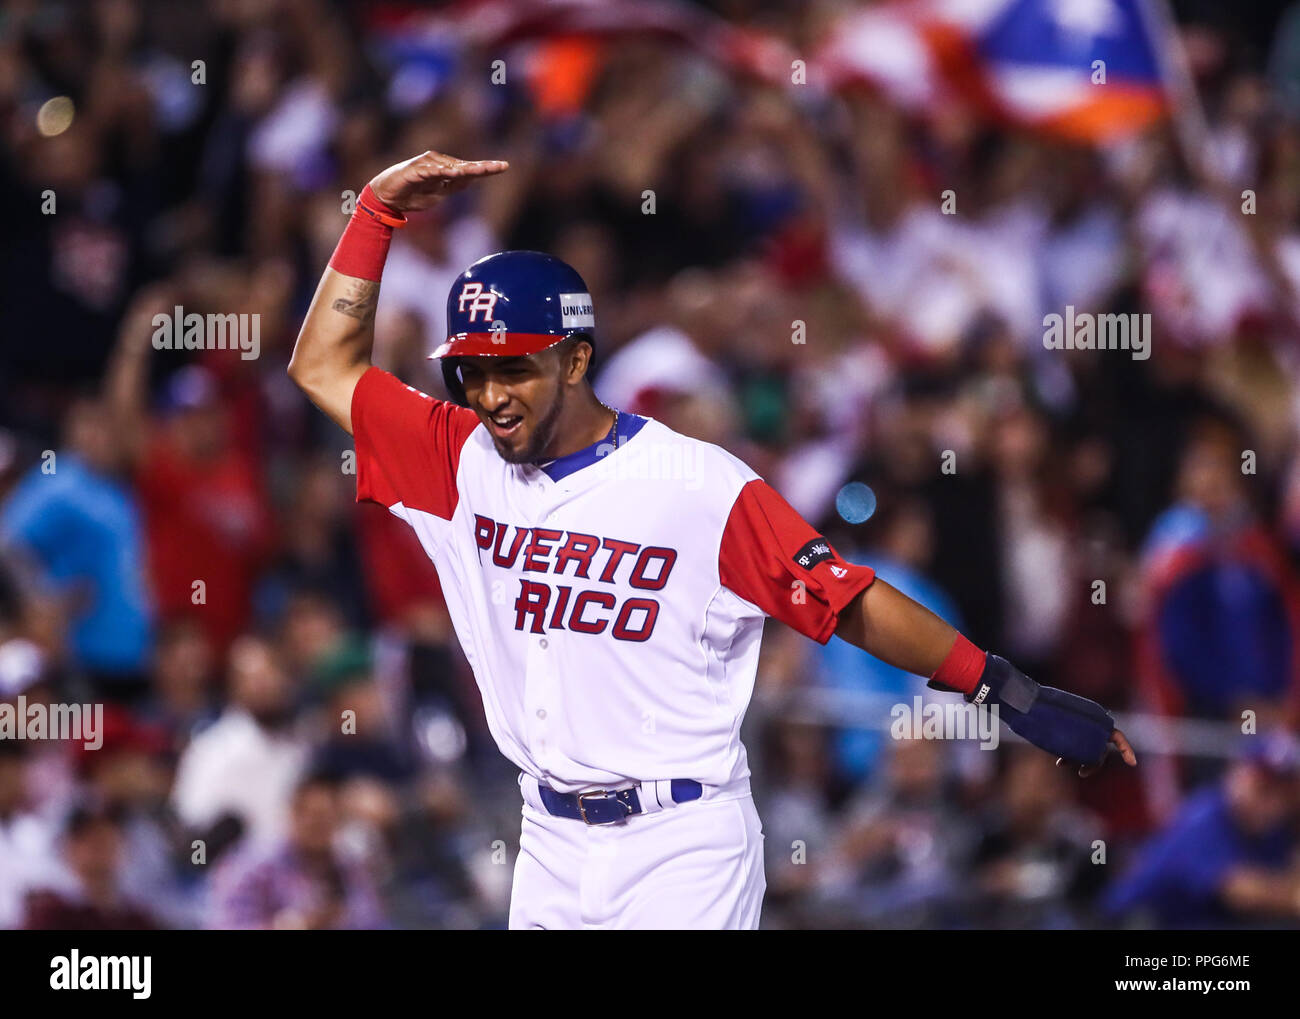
{"left": 835, "top": 580, "right": 1137, "bottom": 776}
{"left": 287, "top": 150, "right": 508, "bottom": 434}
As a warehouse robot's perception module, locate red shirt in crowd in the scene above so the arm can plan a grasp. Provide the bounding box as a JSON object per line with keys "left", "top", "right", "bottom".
{"left": 136, "top": 433, "right": 274, "bottom": 654}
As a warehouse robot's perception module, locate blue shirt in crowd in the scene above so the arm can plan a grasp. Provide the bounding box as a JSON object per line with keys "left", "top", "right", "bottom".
{"left": 1102, "top": 785, "right": 1294, "bottom": 928}
{"left": 814, "top": 551, "right": 962, "bottom": 782}
{"left": 1, "top": 453, "right": 153, "bottom": 675}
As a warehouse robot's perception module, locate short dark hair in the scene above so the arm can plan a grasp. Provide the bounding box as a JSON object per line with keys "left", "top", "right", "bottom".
{"left": 292, "top": 765, "right": 344, "bottom": 803}
{"left": 63, "top": 797, "right": 125, "bottom": 838}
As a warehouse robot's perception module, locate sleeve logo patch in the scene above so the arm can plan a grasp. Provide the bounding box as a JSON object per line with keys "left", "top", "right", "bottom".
{"left": 793, "top": 538, "right": 834, "bottom": 570}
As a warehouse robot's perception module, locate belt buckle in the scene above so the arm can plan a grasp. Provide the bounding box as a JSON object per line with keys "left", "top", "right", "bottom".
{"left": 576, "top": 789, "right": 626, "bottom": 825}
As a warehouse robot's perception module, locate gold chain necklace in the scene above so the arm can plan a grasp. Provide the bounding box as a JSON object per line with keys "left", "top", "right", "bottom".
{"left": 598, "top": 401, "right": 619, "bottom": 452}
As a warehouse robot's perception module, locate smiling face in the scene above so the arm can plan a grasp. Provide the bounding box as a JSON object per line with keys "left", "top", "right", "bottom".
{"left": 456, "top": 337, "right": 594, "bottom": 464}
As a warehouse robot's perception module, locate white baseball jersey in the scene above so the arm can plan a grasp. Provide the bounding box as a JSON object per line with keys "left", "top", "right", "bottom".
{"left": 351, "top": 366, "right": 876, "bottom": 794}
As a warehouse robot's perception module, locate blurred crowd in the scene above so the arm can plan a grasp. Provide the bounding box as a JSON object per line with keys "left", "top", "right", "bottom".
{"left": 4, "top": 0, "right": 1300, "bottom": 929}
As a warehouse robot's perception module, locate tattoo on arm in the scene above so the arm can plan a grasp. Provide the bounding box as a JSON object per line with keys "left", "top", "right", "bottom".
{"left": 331, "top": 280, "right": 379, "bottom": 323}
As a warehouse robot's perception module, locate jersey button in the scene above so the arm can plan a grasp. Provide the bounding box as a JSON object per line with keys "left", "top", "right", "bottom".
{"left": 539, "top": 638, "right": 549, "bottom": 649}
{"left": 536, "top": 709, "right": 547, "bottom": 720}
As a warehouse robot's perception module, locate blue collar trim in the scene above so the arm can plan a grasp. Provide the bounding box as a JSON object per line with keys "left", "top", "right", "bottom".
{"left": 536, "top": 411, "right": 647, "bottom": 483}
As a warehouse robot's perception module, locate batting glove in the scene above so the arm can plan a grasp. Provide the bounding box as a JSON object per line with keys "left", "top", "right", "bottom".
{"left": 930, "top": 654, "right": 1114, "bottom": 767}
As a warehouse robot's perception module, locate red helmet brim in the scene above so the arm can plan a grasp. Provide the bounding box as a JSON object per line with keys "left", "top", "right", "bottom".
{"left": 429, "top": 332, "right": 566, "bottom": 359}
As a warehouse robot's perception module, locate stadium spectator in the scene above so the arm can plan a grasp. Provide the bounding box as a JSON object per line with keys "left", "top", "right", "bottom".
{"left": 816, "top": 737, "right": 970, "bottom": 929}
{"left": 965, "top": 748, "right": 1106, "bottom": 929}
{"left": 0, "top": 740, "right": 59, "bottom": 930}
{"left": 23, "top": 799, "right": 158, "bottom": 931}
{"left": 308, "top": 635, "right": 417, "bottom": 784}
{"left": 0, "top": 396, "right": 153, "bottom": 700}
{"left": 1137, "top": 416, "right": 1300, "bottom": 769}
{"left": 106, "top": 295, "right": 276, "bottom": 657}
{"left": 75, "top": 706, "right": 198, "bottom": 927}
{"left": 812, "top": 497, "right": 965, "bottom": 785}
{"left": 1103, "top": 734, "right": 1300, "bottom": 928}
{"left": 171, "top": 635, "right": 309, "bottom": 849}
{"left": 143, "top": 618, "right": 220, "bottom": 744}
{"left": 207, "top": 769, "right": 387, "bottom": 930}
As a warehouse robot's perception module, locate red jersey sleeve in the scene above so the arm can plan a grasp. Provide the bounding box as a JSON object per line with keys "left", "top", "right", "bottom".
{"left": 719, "top": 478, "right": 876, "bottom": 644}
{"left": 350, "top": 367, "right": 480, "bottom": 520}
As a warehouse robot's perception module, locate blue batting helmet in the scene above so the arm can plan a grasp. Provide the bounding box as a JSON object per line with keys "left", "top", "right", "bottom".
{"left": 432, "top": 251, "right": 596, "bottom": 403}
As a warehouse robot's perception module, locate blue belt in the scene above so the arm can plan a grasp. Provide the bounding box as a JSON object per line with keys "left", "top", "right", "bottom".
{"left": 538, "top": 779, "right": 703, "bottom": 825}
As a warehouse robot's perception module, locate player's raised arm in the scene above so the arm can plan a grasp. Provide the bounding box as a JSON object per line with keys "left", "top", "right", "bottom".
{"left": 287, "top": 150, "right": 508, "bottom": 434}
{"left": 834, "top": 581, "right": 1138, "bottom": 777}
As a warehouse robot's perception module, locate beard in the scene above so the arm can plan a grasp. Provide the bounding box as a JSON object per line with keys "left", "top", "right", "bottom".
{"left": 249, "top": 702, "right": 295, "bottom": 731}
{"left": 494, "top": 385, "right": 566, "bottom": 464}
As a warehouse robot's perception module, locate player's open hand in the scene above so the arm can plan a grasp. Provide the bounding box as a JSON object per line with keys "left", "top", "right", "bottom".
{"left": 1058, "top": 727, "right": 1137, "bottom": 778}
{"left": 368, "top": 150, "right": 509, "bottom": 213}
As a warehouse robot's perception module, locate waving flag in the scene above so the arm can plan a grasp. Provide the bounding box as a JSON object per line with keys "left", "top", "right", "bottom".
{"left": 820, "top": 3, "right": 951, "bottom": 111}
{"left": 822, "top": 0, "right": 1173, "bottom": 143}
{"left": 368, "top": 0, "right": 794, "bottom": 109}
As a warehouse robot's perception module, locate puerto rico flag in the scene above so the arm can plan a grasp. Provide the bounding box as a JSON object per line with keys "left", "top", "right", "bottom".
{"left": 822, "top": 0, "right": 1172, "bottom": 144}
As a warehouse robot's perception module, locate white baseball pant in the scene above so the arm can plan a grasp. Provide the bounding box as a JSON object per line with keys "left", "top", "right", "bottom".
{"left": 508, "top": 776, "right": 766, "bottom": 930}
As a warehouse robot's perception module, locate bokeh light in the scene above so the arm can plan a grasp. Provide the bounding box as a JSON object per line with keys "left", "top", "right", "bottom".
{"left": 36, "top": 96, "right": 75, "bottom": 137}
{"left": 836, "top": 482, "right": 877, "bottom": 524}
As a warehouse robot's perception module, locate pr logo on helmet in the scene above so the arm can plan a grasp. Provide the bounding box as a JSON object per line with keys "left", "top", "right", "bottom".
{"left": 458, "top": 282, "right": 501, "bottom": 323}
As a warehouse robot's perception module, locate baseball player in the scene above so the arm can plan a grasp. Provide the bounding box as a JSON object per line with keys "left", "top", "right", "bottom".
{"left": 288, "top": 150, "right": 1137, "bottom": 930}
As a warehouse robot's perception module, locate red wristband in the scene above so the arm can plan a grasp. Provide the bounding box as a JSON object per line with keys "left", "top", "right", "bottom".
{"left": 356, "top": 188, "right": 407, "bottom": 228}
{"left": 328, "top": 185, "right": 406, "bottom": 282}
{"left": 930, "top": 634, "right": 986, "bottom": 697}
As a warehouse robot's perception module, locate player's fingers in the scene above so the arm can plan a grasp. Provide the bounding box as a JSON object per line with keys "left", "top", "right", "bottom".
{"left": 410, "top": 156, "right": 506, "bottom": 183}
{"left": 413, "top": 159, "right": 466, "bottom": 178}
{"left": 1110, "top": 728, "right": 1138, "bottom": 766}
{"left": 419, "top": 150, "right": 461, "bottom": 168}
{"left": 410, "top": 170, "right": 465, "bottom": 195}
{"left": 457, "top": 159, "right": 509, "bottom": 174}
{"left": 410, "top": 153, "right": 462, "bottom": 178}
